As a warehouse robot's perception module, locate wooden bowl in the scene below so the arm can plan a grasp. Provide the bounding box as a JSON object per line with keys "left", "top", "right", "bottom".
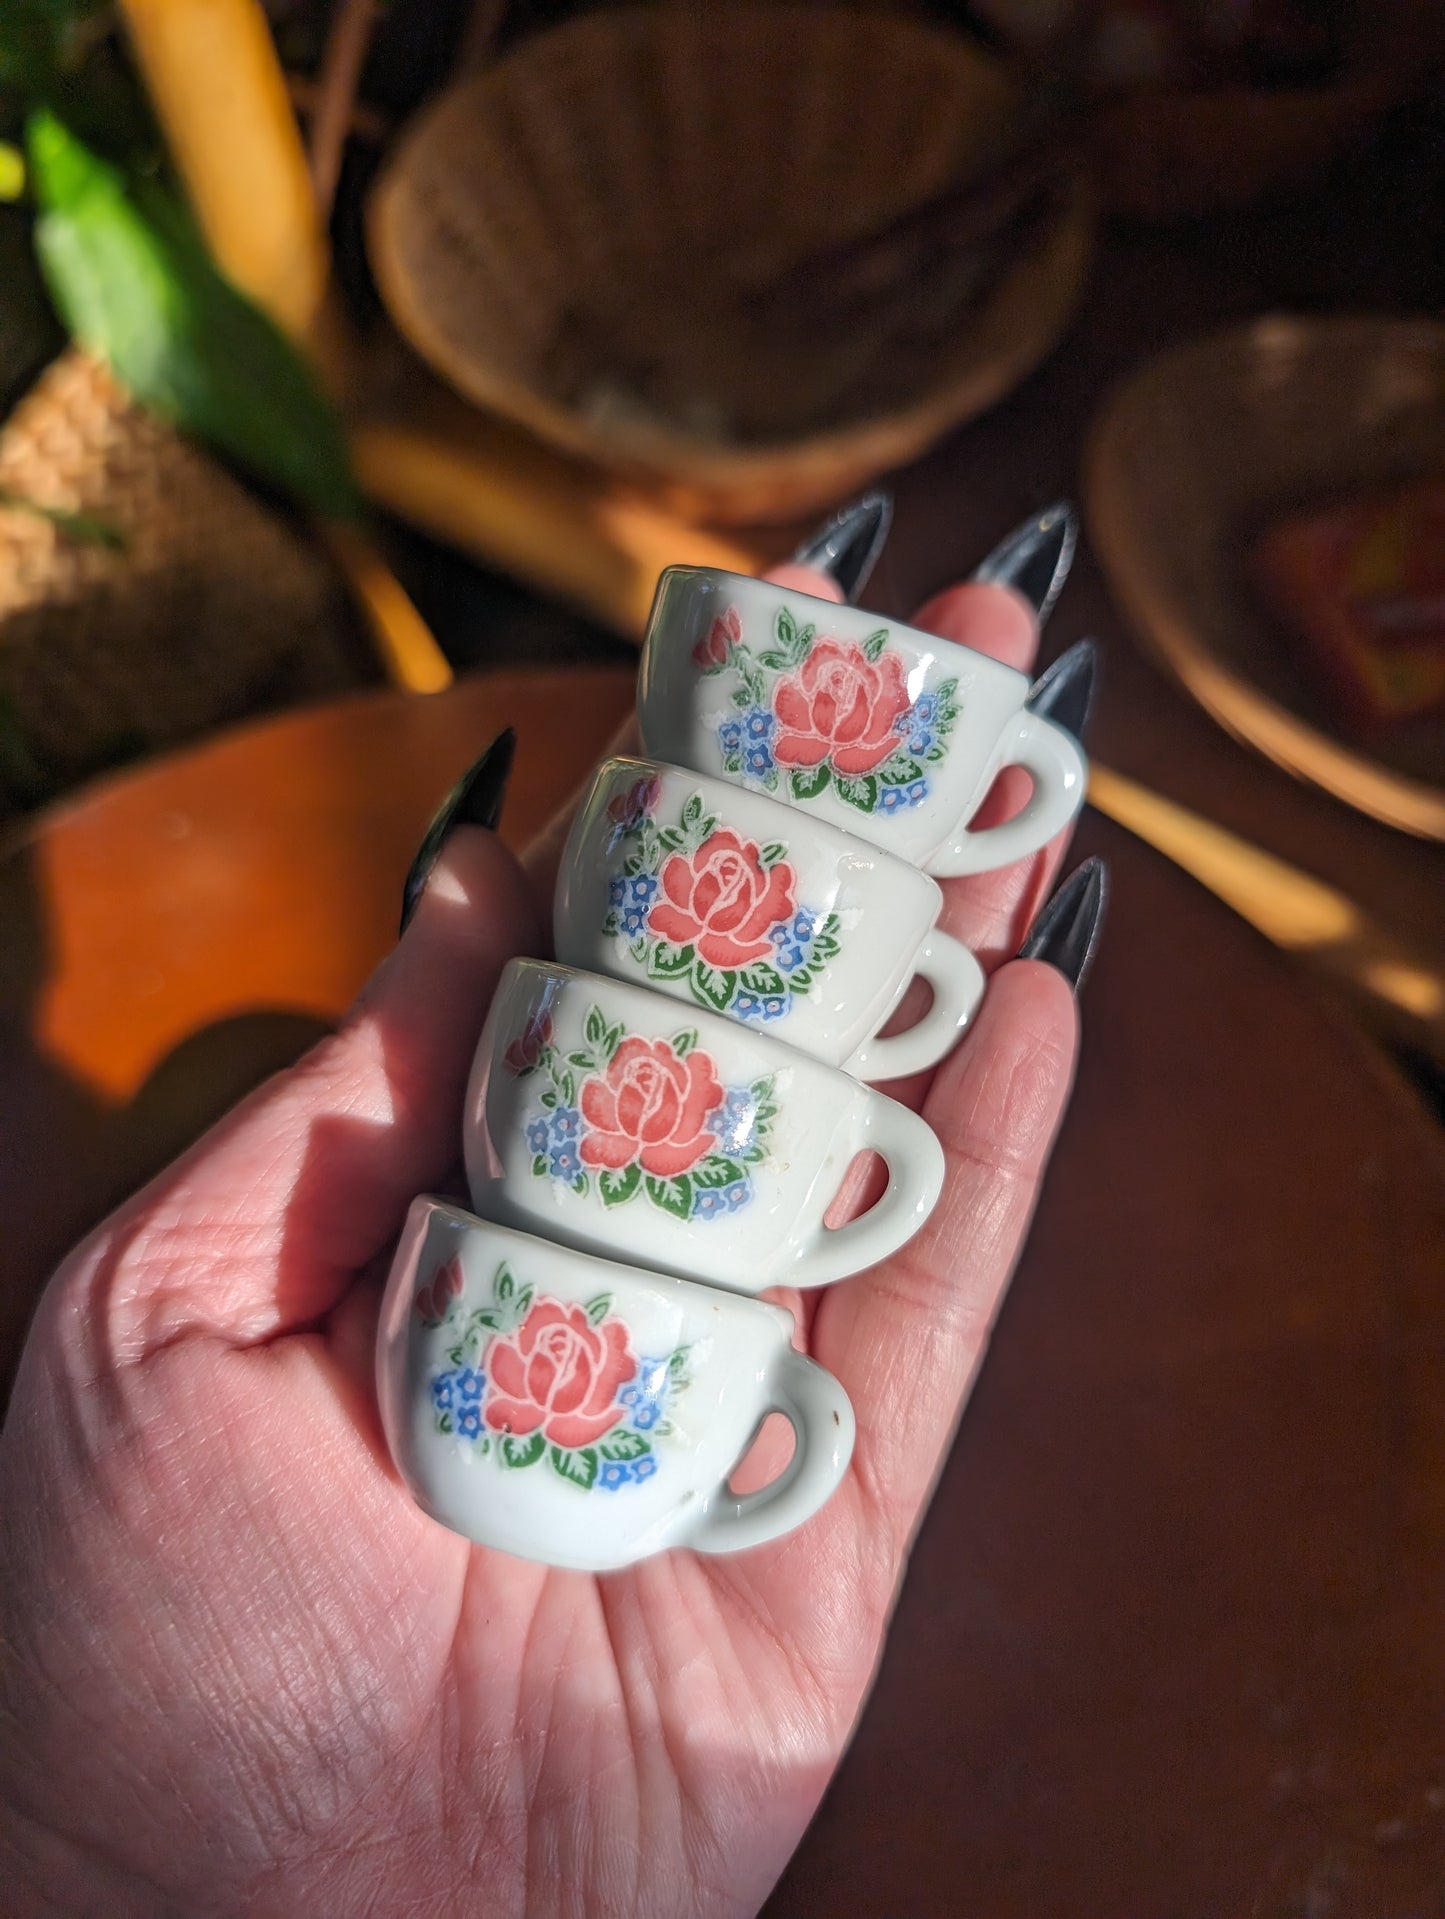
{"left": 1086, "top": 316, "right": 1445, "bottom": 841}
{"left": 368, "top": 4, "right": 1091, "bottom": 525}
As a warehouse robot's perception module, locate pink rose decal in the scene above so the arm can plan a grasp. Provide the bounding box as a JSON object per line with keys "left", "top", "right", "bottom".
{"left": 772, "top": 637, "right": 911, "bottom": 776}
{"left": 647, "top": 829, "right": 797, "bottom": 970}
{"left": 692, "top": 603, "right": 742, "bottom": 669}
{"left": 578, "top": 1035, "right": 724, "bottom": 1178}
{"left": 606, "top": 774, "right": 660, "bottom": 830}
{"left": 413, "top": 1254, "right": 464, "bottom": 1326}
{"left": 483, "top": 1297, "right": 636, "bottom": 1450}
{"left": 504, "top": 1010, "right": 553, "bottom": 1077}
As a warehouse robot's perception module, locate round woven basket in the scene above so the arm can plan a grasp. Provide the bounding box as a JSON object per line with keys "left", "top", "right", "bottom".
{"left": 370, "top": 4, "right": 1091, "bottom": 524}
{"left": 0, "top": 352, "right": 362, "bottom": 816}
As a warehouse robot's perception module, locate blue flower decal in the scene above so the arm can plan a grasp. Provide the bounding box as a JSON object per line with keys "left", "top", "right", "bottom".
{"left": 744, "top": 743, "right": 776, "bottom": 778}
{"left": 457, "top": 1405, "right": 482, "bottom": 1439}
{"left": 628, "top": 873, "right": 659, "bottom": 907}
{"left": 526, "top": 1117, "right": 551, "bottom": 1153}
{"left": 456, "top": 1366, "right": 484, "bottom": 1403}
{"left": 707, "top": 1087, "right": 758, "bottom": 1153}
{"left": 722, "top": 1179, "right": 752, "bottom": 1212}
{"left": 550, "top": 1107, "right": 581, "bottom": 1141}
{"left": 548, "top": 1141, "right": 583, "bottom": 1181}
{"left": 744, "top": 706, "right": 776, "bottom": 742}
{"left": 633, "top": 1455, "right": 658, "bottom": 1482}
{"left": 600, "top": 1460, "right": 632, "bottom": 1490}
{"left": 692, "top": 1186, "right": 730, "bottom": 1219}
{"left": 607, "top": 875, "right": 627, "bottom": 909}
{"left": 792, "top": 909, "right": 817, "bottom": 942}
{"left": 431, "top": 1371, "right": 458, "bottom": 1411}
{"left": 718, "top": 717, "right": 744, "bottom": 755}
{"left": 621, "top": 906, "right": 649, "bottom": 939}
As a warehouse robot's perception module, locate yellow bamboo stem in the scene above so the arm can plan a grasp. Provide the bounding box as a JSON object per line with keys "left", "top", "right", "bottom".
{"left": 118, "top": 0, "right": 328, "bottom": 342}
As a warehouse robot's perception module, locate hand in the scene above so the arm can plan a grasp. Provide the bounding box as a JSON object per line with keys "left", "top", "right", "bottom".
{"left": 0, "top": 570, "right": 1083, "bottom": 1916}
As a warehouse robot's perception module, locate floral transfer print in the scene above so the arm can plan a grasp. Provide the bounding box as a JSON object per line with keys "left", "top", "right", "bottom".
{"left": 700, "top": 602, "right": 959, "bottom": 815}
{"left": 508, "top": 1005, "right": 776, "bottom": 1221}
{"left": 601, "top": 777, "right": 842, "bottom": 1022}
{"left": 423, "top": 1258, "right": 691, "bottom": 1490}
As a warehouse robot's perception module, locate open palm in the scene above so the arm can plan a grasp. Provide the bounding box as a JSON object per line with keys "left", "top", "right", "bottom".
{"left": 0, "top": 575, "right": 1078, "bottom": 1915}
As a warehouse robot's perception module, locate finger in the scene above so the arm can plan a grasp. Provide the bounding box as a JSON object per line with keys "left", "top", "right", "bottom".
{"left": 52, "top": 828, "right": 541, "bottom": 1358}
{"left": 518, "top": 564, "right": 846, "bottom": 915}
{"left": 811, "top": 960, "right": 1078, "bottom": 1564}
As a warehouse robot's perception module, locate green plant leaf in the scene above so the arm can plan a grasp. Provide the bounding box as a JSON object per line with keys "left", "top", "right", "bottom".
{"left": 500, "top": 1431, "right": 545, "bottom": 1469}
{"left": 835, "top": 774, "right": 880, "bottom": 813}
{"left": 549, "top": 1444, "right": 598, "bottom": 1490}
{"left": 645, "top": 1174, "right": 692, "bottom": 1222}
{"left": 862, "top": 627, "right": 890, "bottom": 662}
{"left": 26, "top": 111, "right": 359, "bottom": 520}
{"left": 598, "top": 1164, "right": 641, "bottom": 1208}
{"left": 789, "top": 765, "right": 830, "bottom": 802}
{"left": 599, "top": 1429, "right": 650, "bottom": 1461}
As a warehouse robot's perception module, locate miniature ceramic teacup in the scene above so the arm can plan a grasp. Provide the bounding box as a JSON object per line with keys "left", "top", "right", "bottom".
{"left": 464, "top": 959, "right": 945, "bottom": 1293}
{"left": 554, "top": 756, "right": 986, "bottom": 1080}
{"left": 637, "top": 565, "right": 1086, "bottom": 876}
{"left": 377, "top": 1201, "right": 856, "bottom": 1570}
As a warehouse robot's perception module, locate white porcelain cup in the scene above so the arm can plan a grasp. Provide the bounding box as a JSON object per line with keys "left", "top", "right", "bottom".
{"left": 464, "top": 960, "right": 945, "bottom": 1293}
{"left": 638, "top": 566, "right": 1086, "bottom": 876}
{"left": 377, "top": 1201, "right": 856, "bottom": 1570}
{"left": 554, "top": 756, "right": 986, "bottom": 1080}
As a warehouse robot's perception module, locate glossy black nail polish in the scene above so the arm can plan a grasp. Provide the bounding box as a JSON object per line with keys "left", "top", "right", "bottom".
{"left": 400, "top": 727, "right": 516, "bottom": 934}
{"left": 1026, "top": 636, "right": 1098, "bottom": 747}
{"left": 1018, "top": 856, "right": 1108, "bottom": 993}
{"left": 972, "top": 501, "right": 1078, "bottom": 624}
{"left": 790, "top": 491, "right": 893, "bottom": 603}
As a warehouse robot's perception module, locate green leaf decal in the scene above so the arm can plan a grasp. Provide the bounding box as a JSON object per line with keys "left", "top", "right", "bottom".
{"left": 499, "top": 1431, "right": 545, "bottom": 1469}
{"left": 531, "top": 1153, "right": 548, "bottom": 1177}
{"left": 599, "top": 1429, "right": 650, "bottom": 1461}
{"left": 879, "top": 756, "right": 924, "bottom": 785}
{"left": 862, "top": 628, "right": 890, "bottom": 663}
{"left": 670, "top": 1027, "right": 700, "bottom": 1057}
{"left": 835, "top": 774, "right": 880, "bottom": 813}
{"left": 568, "top": 1050, "right": 595, "bottom": 1070}
{"left": 682, "top": 793, "right": 703, "bottom": 827}
{"left": 584, "top": 1292, "right": 614, "bottom": 1325}
{"left": 646, "top": 941, "right": 694, "bottom": 981}
{"left": 789, "top": 765, "right": 830, "bottom": 802}
{"left": 603, "top": 1021, "right": 625, "bottom": 1060}
{"left": 496, "top": 1265, "right": 515, "bottom": 1302}
{"left": 584, "top": 1005, "right": 608, "bottom": 1048}
{"left": 740, "top": 962, "right": 785, "bottom": 995}
{"left": 513, "top": 1287, "right": 534, "bottom": 1318}
{"left": 693, "top": 1156, "right": 746, "bottom": 1189}
{"left": 667, "top": 1346, "right": 691, "bottom": 1377}
{"left": 26, "top": 113, "right": 360, "bottom": 520}
{"left": 645, "top": 1175, "right": 692, "bottom": 1222}
{"left": 599, "top": 1163, "right": 642, "bottom": 1208}
{"left": 549, "top": 1444, "right": 599, "bottom": 1490}
{"left": 691, "top": 961, "right": 734, "bottom": 1013}
{"left": 759, "top": 841, "right": 788, "bottom": 868}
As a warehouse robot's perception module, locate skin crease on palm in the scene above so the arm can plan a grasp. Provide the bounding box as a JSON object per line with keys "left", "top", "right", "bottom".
{"left": 0, "top": 567, "right": 1080, "bottom": 1916}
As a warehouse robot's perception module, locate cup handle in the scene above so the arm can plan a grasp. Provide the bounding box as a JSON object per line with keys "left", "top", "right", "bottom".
{"left": 844, "top": 928, "right": 986, "bottom": 1081}
{"left": 687, "top": 1348, "right": 856, "bottom": 1557}
{"left": 929, "top": 711, "right": 1086, "bottom": 878}
{"left": 787, "top": 1088, "right": 945, "bottom": 1288}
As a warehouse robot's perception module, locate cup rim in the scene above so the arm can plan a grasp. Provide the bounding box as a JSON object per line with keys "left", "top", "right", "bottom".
{"left": 650, "top": 562, "right": 1030, "bottom": 687}
{"left": 405, "top": 1195, "right": 796, "bottom": 1332}
{"left": 581, "top": 753, "right": 944, "bottom": 903}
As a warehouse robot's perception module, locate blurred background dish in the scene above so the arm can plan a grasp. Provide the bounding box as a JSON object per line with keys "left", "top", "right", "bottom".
{"left": 1086, "top": 315, "right": 1445, "bottom": 840}
{"left": 368, "top": 3, "right": 1092, "bottom": 525}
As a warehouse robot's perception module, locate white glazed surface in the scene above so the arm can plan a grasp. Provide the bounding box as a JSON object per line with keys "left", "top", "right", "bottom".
{"left": 637, "top": 565, "right": 1086, "bottom": 875}
{"left": 377, "top": 1201, "right": 856, "bottom": 1570}
{"left": 554, "top": 756, "right": 983, "bottom": 1075}
{"left": 464, "top": 959, "right": 945, "bottom": 1293}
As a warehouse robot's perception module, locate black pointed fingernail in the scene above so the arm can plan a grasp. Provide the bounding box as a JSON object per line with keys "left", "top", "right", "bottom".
{"left": 1026, "top": 636, "right": 1098, "bottom": 746}
{"left": 790, "top": 490, "right": 892, "bottom": 603}
{"left": 972, "top": 500, "right": 1078, "bottom": 624}
{"left": 1018, "top": 856, "right": 1107, "bottom": 993}
{"left": 400, "top": 727, "right": 516, "bottom": 934}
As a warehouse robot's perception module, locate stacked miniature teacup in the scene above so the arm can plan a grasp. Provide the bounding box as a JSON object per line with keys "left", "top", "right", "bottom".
{"left": 377, "top": 567, "right": 1086, "bottom": 1571}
